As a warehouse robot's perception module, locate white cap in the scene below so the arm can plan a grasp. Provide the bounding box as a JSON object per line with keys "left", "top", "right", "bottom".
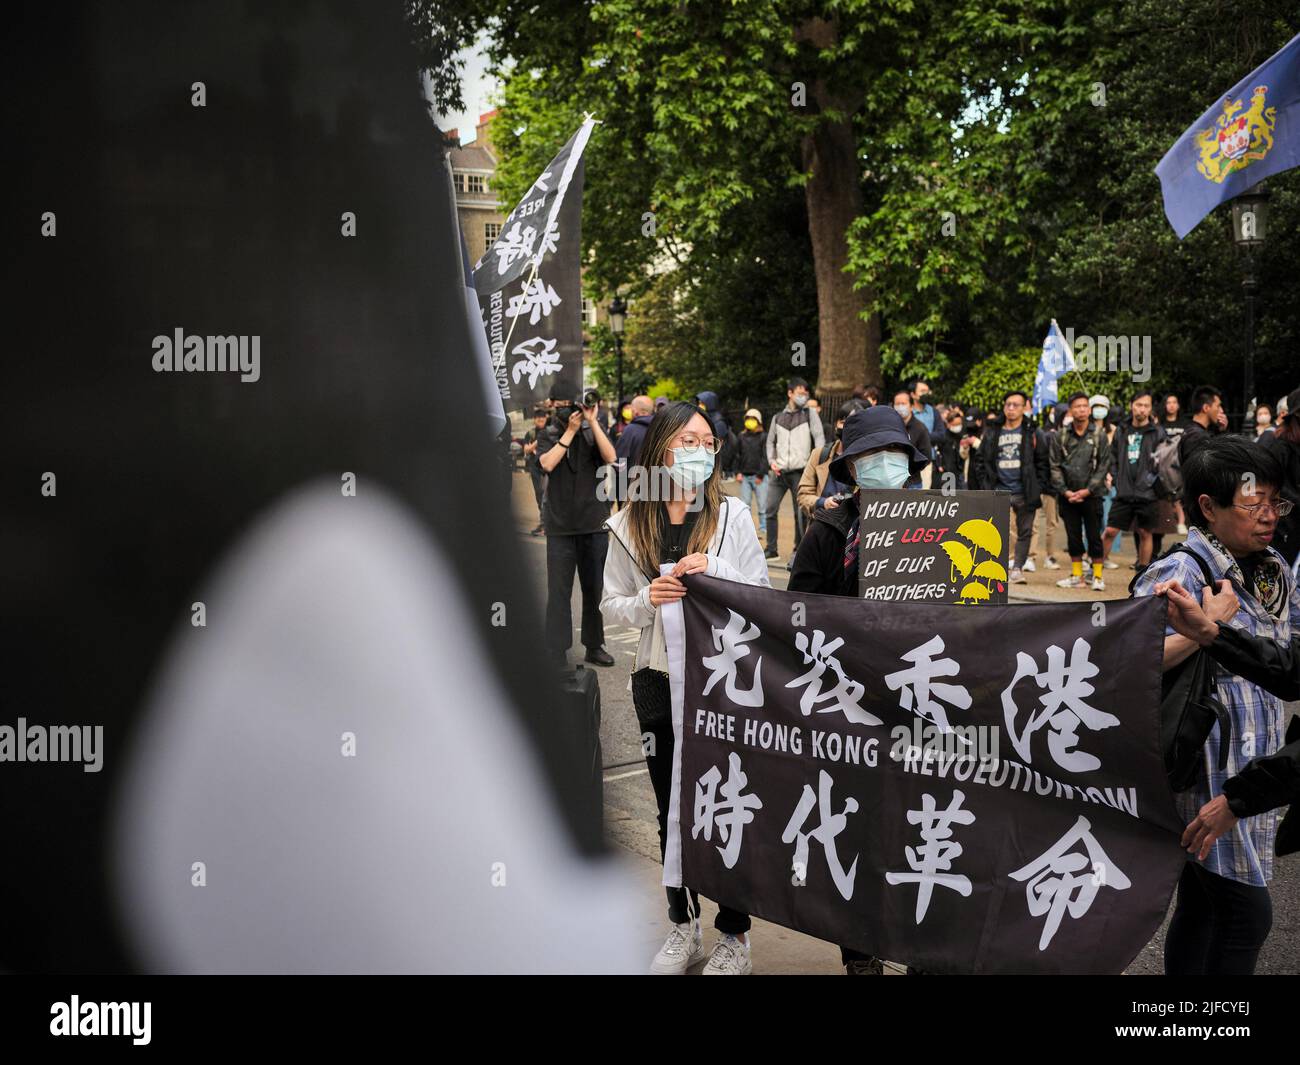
{"left": 1089, "top": 394, "right": 1110, "bottom": 410}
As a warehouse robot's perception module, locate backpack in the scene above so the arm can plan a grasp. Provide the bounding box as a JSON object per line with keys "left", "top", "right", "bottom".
{"left": 1130, "top": 544, "right": 1231, "bottom": 791}
{"left": 1152, "top": 436, "right": 1183, "bottom": 498}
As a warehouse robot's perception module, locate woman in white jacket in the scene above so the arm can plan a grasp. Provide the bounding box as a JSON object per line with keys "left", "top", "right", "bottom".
{"left": 601, "top": 401, "right": 770, "bottom": 975}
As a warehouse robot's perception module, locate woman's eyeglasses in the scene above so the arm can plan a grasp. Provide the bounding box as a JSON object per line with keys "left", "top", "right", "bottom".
{"left": 1232, "top": 499, "right": 1294, "bottom": 519}
{"left": 673, "top": 433, "right": 724, "bottom": 455}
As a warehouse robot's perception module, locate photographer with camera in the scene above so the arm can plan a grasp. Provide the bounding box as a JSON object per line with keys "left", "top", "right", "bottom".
{"left": 538, "top": 381, "right": 618, "bottom": 667}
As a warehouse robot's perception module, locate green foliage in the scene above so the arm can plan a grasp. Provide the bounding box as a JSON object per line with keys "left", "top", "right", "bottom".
{"left": 414, "top": 0, "right": 1300, "bottom": 414}
{"left": 955, "top": 348, "right": 1040, "bottom": 413}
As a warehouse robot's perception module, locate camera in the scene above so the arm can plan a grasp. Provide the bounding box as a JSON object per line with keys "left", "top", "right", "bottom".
{"left": 577, "top": 388, "right": 600, "bottom": 410}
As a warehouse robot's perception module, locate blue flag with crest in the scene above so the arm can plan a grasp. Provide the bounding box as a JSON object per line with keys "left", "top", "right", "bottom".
{"left": 1156, "top": 32, "right": 1300, "bottom": 239}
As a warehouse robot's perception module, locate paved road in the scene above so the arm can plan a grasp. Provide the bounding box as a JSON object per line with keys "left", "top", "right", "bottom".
{"left": 512, "top": 470, "right": 1298, "bottom": 973}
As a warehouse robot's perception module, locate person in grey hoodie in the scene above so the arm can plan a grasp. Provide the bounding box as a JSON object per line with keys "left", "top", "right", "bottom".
{"left": 764, "top": 376, "right": 824, "bottom": 559}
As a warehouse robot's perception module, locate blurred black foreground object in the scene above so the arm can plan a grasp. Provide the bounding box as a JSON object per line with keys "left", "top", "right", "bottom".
{"left": 2, "top": 0, "right": 632, "bottom": 973}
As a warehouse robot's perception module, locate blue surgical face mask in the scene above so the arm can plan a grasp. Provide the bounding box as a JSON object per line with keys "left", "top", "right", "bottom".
{"left": 668, "top": 448, "right": 715, "bottom": 490}
{"left": 793, "top": 393, "right": 808, "bottom": 408}
{"left": 853, "top": 451, "right": 910, "bottom": 490}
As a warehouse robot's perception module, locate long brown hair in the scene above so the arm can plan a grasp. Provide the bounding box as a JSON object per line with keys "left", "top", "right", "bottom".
{"left": 624, "top": 401, "right": 723, "bottom": 575}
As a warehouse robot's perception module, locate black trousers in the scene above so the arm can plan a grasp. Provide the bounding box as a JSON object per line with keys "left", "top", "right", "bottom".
{"left": 545, "top": 531, "right": 608, "bottom": 655}
{"left": 1059, "top": 495, "right": 1104, "bottom": 560}
{"left": 1164, "top": 861, "right": 1273, "bottom": 975}
{"left": 634, "top": 668, "right": 750, "bottom": 934}
{"left": 528, "top": 467, "right": 546, "bottom": 523}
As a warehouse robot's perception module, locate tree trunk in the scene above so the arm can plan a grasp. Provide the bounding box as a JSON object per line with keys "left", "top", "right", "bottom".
{"left": 797, "top": 18, "right": 882, "bottom": 397}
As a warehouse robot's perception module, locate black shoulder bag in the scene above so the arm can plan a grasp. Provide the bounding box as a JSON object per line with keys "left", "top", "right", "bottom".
{"left": 1133, "top": 545, "right": 1232, "bottom": 792}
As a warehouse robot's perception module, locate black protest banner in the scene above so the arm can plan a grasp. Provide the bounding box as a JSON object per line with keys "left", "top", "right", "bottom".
{"left": 663, "top": 575, "right": 1185, "bottom": 974}
{"left": 856, "top": 489, "right": 1010, "bottom": 604}
{"left": 472, "top": 118, "right": 593, "bottom": 413}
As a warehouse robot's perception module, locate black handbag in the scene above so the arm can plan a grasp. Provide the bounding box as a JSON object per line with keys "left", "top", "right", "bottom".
{"left": 1136, "top": 545, "right": 1233, "bottom": 792}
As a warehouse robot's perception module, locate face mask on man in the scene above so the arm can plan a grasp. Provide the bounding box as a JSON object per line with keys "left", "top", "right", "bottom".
{"left": 853, "top": 451, "right": 910, "bottom": 490}
{"left": 793, "top": 393, "right": 808, "bottom": 408}
{"left": 668, "top": 448, "right": 715, "bottom": 490}
{"left": 1258, "top": 412, "right": 1272, "bottom": 427}
{"left": 894, "top": 404, "right": 912, "bottom": 420}
{"left": 744, "top": 417, "right": 759, "bottom": 431}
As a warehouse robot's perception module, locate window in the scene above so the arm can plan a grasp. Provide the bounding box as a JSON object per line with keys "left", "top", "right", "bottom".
{"left": 453, "top": 172, "right": 467, "bottom": 193}
{"left": 466, "top": 174, "right": 486, "bottom": 194}
{"left": 485, "top": 222, "right": 501, "bottom": 245}
{"left": 581, "top": 297, "right": 597, "bottom": 327}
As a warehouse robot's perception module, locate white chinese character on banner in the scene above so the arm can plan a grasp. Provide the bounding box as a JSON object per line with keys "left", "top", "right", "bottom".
{"left": 701, "top": 609, "right": 764, "bottom": 707}
{"left": 1000, "top": 637, "right": 1120, "bottom": 773}
{"left": 505, "top": 276, "right": 562, "bottom": 325}
{"left": 526, "top": 170, "right": 553, "bottom": 196}
{"left": 785, "top": 630, "right": 882, "bottom": 726}
{"left": 510, "top": 336, "right": 562, "bottom": 389}
{"left": 492, "top": 221, "right": 537, "bottom": 275}
{"left": 782, "top": 770, "right": 859, "bottom": 900}
{"left": 693, "top": 751, "right": 763, "bottom": 869}
{"left": 884, "top": 635, "right": 972, "bottom": 734}
{"left": 1009, "top": 815, "right": 1131, "bottom": 951}
{"left": 536, "top": 220, "right": 560, "bottom": 259}
{"left": 885, "top": 789, "right": 975, "bottom": 923}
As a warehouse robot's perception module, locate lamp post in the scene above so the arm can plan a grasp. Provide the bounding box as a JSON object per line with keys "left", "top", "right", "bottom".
{"left": 609, "top": 295, "right": 627, "bottom": 421}
{"left": 1230, "top": 183, "right": 1269, "bottom": 431}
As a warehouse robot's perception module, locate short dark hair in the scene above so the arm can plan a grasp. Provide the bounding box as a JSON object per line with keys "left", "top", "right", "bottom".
{"left": 838, "top": 399, "right": 864, "bottom": 421}
{"left": 1182, "top": 435, "right": 1283, "bottom": 529}
{"left": 893, "top": 387, "right": 913, "bottom": 404}
{"left": 1065, "top": 391, "right": 1089, "bottom": 406}
{"left": 1190, "top": 385, "right": 1223, "bottom": 416}
{"left": 1003, "top": 389, "right": 1028, "bottom": 405}
{"left": 1132, "top": 389, "right": 1153, "bottom": 403}
{"left": 787, "top": 376, "right": 809, "bottom": 393}
{"left": 863, "top": 385, "right": 885, "bottom": 405}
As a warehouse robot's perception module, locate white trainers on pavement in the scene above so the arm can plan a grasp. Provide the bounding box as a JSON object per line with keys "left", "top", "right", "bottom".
{"left": 651, "top": 920, "right": 705, "bottom": 975}
{"left": 1091, "top": 576, "right": 1106, "bottom": 591}
{"left": 702, "top": 933, "right": 752, "bottom": 975}
{"left": 1023, "top": 558, "right": 1037, "bottom": 573}
{"left": 1056, "top": 575, "right": 1084, "bottom": 588}
{"left": 1103, "top": 560, "right": 1119, "bottom": 570}
{"left": 1045, "top": 555, "right": 1061, "bottom": 570}
{"left": 1010, "top": 568, "right": 1026, "bottom": 584}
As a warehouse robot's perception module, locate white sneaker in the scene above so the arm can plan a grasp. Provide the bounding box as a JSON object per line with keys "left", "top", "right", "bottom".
{"left": 702, "top": 933, "right": 753, "bottom": 975}
{"left": 1045, "top": 556, "right": 1060, "bottom": 570}
{"left": 1010, "top": 568, "right": 1026, "bottom": 584}
{"left": 1091, "top": 576, "right": 1106, "bottom": 591}
{"left": 1023, "top": 558, "right": 1037, "bottom": 572}
{"left": 650, "top": 920, "right": 705, "bottom": 975}
{"left": 1056, "top": 575, "right": 1084, "bottom": 588}
{"left": 1103, "top": 560, "right": 1119, "bottom": 570}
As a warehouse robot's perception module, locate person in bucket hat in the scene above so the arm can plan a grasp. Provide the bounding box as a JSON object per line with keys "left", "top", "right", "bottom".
{"left": 789, "top": 405, "right": 927, "bottom": 975}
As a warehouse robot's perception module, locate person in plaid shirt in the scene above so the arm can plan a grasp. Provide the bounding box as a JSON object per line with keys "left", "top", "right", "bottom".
{"left": 1133, "top": 435, "right": 1299, "bottom": 975}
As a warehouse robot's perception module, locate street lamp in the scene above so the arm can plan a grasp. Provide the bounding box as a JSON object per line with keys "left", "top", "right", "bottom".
{"left": 1230, "top": 183, "right": 1269, "bottom": 431}
{"left": 609, "top": 295, "right": 627, "bottom": 423}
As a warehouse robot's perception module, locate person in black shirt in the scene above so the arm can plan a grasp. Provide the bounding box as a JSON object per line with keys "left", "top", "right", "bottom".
{"left": 538, "top": 382, "right": 618, "bottom": 666}
{"left": 521, "top": 405, "right": 549, "bottom": 535}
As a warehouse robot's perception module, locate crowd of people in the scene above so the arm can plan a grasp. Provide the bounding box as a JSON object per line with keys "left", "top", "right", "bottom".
{"left": 514, "top": 375, "right": 1300, "bottom": 976}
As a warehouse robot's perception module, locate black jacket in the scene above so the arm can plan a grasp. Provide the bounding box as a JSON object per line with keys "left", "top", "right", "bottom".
{"left": 1261, "top": 433, "right": 1300, "bottom": 567}
{"left": 1209, "top": 625, "right": 1300, "bottom": 856}
{"left": 974, "top": 421, "right": 1049, "bottom": 507}
{"left": 788, "top": 492, "right": 860, "bottom": 598}
{"left": 1050, "top": 421, "right": 1111, "bottom": 495}
{"left": 1110, "top": 419, "right": 1166, "bottom": 501}
{"left": 1178, "top": 418, "right": 1217, "bottom": 466}
{"left": 732, "top": 429, "right": 769, "bottom": 477}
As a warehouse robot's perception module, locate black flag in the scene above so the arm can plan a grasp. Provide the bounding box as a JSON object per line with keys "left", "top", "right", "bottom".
{"left": 473, "top": 119, "right": 594, "bottom": 412}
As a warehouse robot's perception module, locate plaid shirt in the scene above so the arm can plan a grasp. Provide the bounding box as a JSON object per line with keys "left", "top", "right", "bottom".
{"left": 1133, "top": 527, "right": 1300, "bottom": 886}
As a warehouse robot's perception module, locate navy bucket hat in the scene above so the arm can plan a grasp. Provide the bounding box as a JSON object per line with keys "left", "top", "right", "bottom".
{"left": 829, "top": 405, "right": 929, "bottom": 485}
